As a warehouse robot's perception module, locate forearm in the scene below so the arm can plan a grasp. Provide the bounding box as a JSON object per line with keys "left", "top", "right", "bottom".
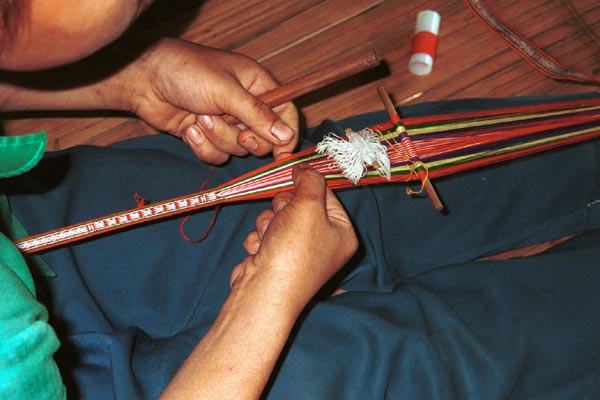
{"left": 0, "top": 45, "right": 143, "bottom": 113}
{"left": 159, "top": 271, "right": 302, "bottom": 400}
{"left": 0, "top": 79, "right": 127, "bottom": 113}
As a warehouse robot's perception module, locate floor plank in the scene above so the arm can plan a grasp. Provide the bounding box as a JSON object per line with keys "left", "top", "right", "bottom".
{"left": 2, "top": 0, "right": 599, "bottom": 150}
{"left": 234, "top": 0, "right": 385, "bottom": 62}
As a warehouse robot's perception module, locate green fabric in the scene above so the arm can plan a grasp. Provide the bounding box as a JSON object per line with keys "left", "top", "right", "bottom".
{"left": 0, "top": 132, "right": 47, "bottom": 178}
{"left": 0, "top": 196, "right": 56, "bottom": 278}
{"left": 0, "top": 133, "right": 66, "bottom": 399}
{"left": 0, "top": 236, "right": 66, "bottom": 399}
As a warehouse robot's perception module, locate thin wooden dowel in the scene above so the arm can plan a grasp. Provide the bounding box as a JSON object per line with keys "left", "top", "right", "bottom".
{"left": 223, "top": 49, "right": 380, "bottom": 125}
{"left": 377, "top": 85, "right": 444, "bottom": 211}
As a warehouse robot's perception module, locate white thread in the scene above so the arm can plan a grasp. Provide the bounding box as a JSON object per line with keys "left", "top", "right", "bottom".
{"left": 316, "top": 128, "right": 391, "bottom": 184}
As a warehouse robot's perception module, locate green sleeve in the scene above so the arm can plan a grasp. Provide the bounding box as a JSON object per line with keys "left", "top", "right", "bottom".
{"left": 0, "top": 235, "right": 66, "bottom": 400}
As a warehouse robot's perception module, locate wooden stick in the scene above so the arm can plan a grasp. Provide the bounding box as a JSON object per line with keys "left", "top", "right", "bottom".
{"left": 223, "top": 49, "right": 380, "bottom": 125}
{"left": 377, "top": 85, "right": 401, "bottom": 121}
{"left": 377, "top": 85, "right": 444, "bottom": 211}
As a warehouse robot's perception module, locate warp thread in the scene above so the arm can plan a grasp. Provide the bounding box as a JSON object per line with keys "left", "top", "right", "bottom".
{"left": 378, "top": 131, "right": 430, "bottom": 196}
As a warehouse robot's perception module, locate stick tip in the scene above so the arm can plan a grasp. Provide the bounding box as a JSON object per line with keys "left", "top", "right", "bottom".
{"left": 369, "top": 48, "right": 380, "bottom": 64}
{"left": 424, "top": 180, "right": 444, "bottom": 211}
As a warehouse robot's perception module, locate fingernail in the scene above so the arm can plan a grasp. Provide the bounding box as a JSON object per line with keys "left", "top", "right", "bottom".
{"left": 186, "top": 125, "right": 204, "bottom": 145}
{"left": 198, "top": 115, "right": 214, "bottom": 130}
{"left": 270, "top": 120, "right": 294, "bottom": 143}
{"left": 257, "top": 219, "right": 269, "bottom": 236}
{"left": 273, "top": 196, "right": 287, "bottom": 212}
{"left": 294, "top": 163, "right": 311, "bottom": 171}
{"left": 243, "top": 136, "right": 259, "bottom": 151}
{"left": 292, "top": 163, "right": 315, "bottom": 182}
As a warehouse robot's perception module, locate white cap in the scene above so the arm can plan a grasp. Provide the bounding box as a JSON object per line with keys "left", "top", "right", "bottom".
{"left": 415, "top": 10, "right": 441, "bottom": 34}
{"left": 409, "top": 53, "right": 434, "bottom": 76}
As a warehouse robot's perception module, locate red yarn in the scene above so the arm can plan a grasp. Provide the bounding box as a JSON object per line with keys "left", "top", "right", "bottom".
{"left": 133, "top": 193, "right": 147, "bottom": 208}
{"left": 179, "top": 166, "right": 220, "bottom": 243}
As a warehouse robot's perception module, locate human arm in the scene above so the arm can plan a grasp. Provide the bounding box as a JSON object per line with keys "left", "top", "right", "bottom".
{"left": 158, "top": 165, "right": 358, "bottom": 399}
{"left": 0, "top": 37, "right": 298, "bottom": 163}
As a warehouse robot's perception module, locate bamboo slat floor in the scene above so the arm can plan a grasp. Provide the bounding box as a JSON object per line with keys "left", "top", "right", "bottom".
{"left": 2, "top": 0, "right": 599, "bottom": 150}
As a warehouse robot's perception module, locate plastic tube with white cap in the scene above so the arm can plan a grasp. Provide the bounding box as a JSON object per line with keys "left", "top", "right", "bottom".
{"left": 408, "top": 10, "right": 441, "bottom": 76}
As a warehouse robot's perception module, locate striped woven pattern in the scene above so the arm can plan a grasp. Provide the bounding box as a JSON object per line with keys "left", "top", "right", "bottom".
{"left": 15, "top": 97, "right": 600, "bottom": 253}
{"left": 465, "top": 0, "right": 600, "bottom": 83}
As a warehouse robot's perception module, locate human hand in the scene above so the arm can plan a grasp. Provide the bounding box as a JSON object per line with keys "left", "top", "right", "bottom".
{"left": 159, "top": 166, "right": 355, "bottom": 399}
{"left": 130, "top": 38, "right": 299, "bottom": 164}
{"left": 234, "top": 165, "right": 358, "bottom": 310}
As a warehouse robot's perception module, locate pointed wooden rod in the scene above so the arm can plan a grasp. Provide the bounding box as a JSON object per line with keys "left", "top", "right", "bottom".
{"left": 377, "top": 85, "right": 444, "bottom": 211}
{"left": 223, "top": 49, "right": 380, "bottom": 125}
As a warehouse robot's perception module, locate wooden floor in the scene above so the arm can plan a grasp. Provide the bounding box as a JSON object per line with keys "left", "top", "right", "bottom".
{"left": 3, "top": 0, "right": 600, "bottom": 150}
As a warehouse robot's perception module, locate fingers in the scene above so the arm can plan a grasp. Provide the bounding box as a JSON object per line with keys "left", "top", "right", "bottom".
{"left": 272, "top": 191, "right": 294, "bottom": 213}
{"left": 255, "top": 209, "right": 274, "bottom": 239}
{"left": 183, "top": 102, "right": 298, "bottom": 164}
{"left": 137, "top": 40, "right": 299, "bottom": 162}
{"left": 215, "top": 66, "right": 299, "bottom": 158}
{"left": 182, "top": 61, "right": 299, "bottom": 161}
{"left": 183, "top": 124, "right": 229, "bottom": 165}
{"left": 236, "top": 128, "right": 281, "bottom": 157}
{"left": 245, "top": 166, "right": 350, "bottom": 258}
{"left": 291, "top": 164, "right": 327, "bottom": 215}
{"left": 243, "top": 208, "right": 274, "bottom": 255}
{"left": 243, "top": 231, "right": 261, "bottom": 255}
{"left": 224, "top": 85, "right": 297, "bottom": 146}
{"left": 272, "top": 102, "right": 300, "bottom": 159}
{"left": 183, "top": 115, "right": 247, "bottom": 165}
{"left": 324, "top": 181, "right": 353, "bottom": 227}
{"left": 240, "top": 164, "right": 357, "bottom": 307}
{"left": 235, "top": 99, "right": 299, "bottom": 158}
{"left": 292, "top": 165, "right": 356, "bottom": 252}
{"left": 243, "top": 173, "right": 304, "bottom": 256}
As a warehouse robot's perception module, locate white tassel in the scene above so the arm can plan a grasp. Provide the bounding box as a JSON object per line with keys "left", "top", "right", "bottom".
{"left": 316, "top": 128, "right": 391, "bottom": 185}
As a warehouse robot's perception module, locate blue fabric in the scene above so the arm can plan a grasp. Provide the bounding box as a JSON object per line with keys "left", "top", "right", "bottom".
{"left": 5, "top": 93, "right": 600, "bottom": 399}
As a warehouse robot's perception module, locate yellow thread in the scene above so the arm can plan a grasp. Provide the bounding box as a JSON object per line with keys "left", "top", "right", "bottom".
{"left": 375, "top": 127, "right": 406, "bottom": 159}
{"left": 375, "top": 127, "right": 428, "bottom": 191}
{"left": 406, "top": 105, "right": 600, "bottom": 136}
{"left": 405, "top": 161, "right": 431, "bottom": 196}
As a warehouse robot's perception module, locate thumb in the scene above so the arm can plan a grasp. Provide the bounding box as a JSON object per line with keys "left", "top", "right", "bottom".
{"left": 292, "top": 165, "right": 350, "bottom": 226}
{"left": 292, "top": 165, "right": 327, "bottom": 203}
{"left": 221, "top": 86, "right": 296, "bottom": 146}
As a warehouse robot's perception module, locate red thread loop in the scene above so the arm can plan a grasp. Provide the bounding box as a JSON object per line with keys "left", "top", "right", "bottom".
{"left": 179, "top": 206, "right": 221, "bottom": 243}
{"left": 179, "top": 166, "right": 219, "bottom": 243}
{"left": 133, "top": 193, "right": 147, "bottom": 208}
{"left": 409, "top": 31, "right": 439, "bottom": 60}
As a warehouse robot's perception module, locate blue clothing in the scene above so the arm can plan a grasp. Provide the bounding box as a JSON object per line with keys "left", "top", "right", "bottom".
{"left": 5, "top": 94, "right": 600, "bottom": 399}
